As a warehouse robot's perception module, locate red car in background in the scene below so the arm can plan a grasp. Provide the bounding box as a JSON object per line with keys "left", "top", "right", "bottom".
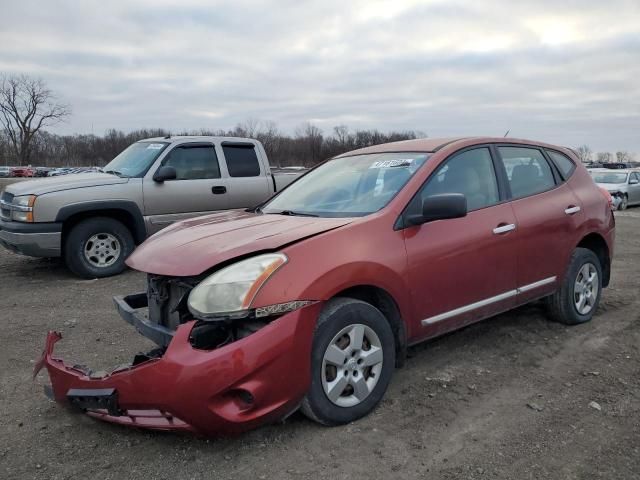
{"left": 37, "top": 137, "right": 615, "bottom": 436}
{"left": 10, "top": 166, "right": 35, "bottom": 177}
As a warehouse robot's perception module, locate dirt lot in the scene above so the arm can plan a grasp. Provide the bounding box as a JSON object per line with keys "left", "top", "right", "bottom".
{"left": 0, "top": 213, "right": 638, "bottom": 480}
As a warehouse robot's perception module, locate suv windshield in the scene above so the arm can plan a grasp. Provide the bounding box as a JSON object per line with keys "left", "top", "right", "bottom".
{"left": 591, "top": 172, "right": 628, "bottom": 184}
{"left": 262, "top": 152, "right": 429, "bottom": 217}
{"left": 102, "top": 142, "right": 169, "bottom": 178}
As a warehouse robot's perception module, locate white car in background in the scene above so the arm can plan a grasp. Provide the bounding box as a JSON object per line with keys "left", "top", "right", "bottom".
{"left": 589, "top": 168, "right": 640, "bottom": 210}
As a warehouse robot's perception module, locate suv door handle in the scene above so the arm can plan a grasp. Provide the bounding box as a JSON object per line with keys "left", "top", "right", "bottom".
{"left": 564, "top": 206, "right": 581, "bottom": 215}
{"left": 493, "top": 223, "right": 516, "bottom": 234}
{"left": 211, "top": 186, "right": 227, "bottom": 194}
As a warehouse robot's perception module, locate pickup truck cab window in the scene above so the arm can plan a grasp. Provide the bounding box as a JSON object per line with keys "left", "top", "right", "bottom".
{"left": 262, "top": 152, "right": 429, "bottom": 217}
{"left": 222, "top": 144, "right": 261, "bottom": 177}
{"left": 417, "top": 147, "right": 500, "bottom": 211}
{"left": 161, "top": 144, "right": 221, "bottom": 180}
{"left": 102, "top": 141, "right": 169, "bottom": 178}
{"left": 498, "top": 146, "right": 556, "bottom": 198}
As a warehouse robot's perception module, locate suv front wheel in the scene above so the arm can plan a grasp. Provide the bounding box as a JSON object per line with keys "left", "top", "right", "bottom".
{"left": 64, "top": 217, "right": 134, "bottom": 279}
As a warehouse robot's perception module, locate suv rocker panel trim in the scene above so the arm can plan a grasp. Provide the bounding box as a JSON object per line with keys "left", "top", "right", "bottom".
{"left": 421, "top": 276, "right": 556, "bottom": 325}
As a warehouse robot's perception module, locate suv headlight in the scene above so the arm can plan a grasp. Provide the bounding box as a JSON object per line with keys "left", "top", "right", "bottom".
{"left": 188, "top": 253, "right": 287, "bottom": 318}
{"left": 11, "top": 195, "right": 36, "bottom": 222}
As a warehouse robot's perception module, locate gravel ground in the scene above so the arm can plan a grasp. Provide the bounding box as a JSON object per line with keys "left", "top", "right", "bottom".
{"left": 0, "top": 212, "right": 638, "bottom": 479}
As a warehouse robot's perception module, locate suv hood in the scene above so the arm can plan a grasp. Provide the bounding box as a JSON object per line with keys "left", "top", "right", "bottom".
{"left": 6, "top": 173, "right": 129, "bottom": 196}
{"left": 127, "top": 210, "right": 354, "bottom": 276}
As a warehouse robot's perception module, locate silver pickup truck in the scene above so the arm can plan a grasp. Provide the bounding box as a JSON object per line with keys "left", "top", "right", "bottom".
{"left": 0, "top": 136, "right": 303, "bottom": 278}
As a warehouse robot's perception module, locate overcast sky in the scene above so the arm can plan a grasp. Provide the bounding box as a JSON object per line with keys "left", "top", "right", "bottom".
{"left": 1, "top": 0, "right": 638, "bottom": 152}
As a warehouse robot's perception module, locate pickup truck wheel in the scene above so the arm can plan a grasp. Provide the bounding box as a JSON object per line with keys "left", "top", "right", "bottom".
{"left": 545, "top": 248, "right": 602, "bottom": 325}
{"left": 64, "top": 217, "right": 134, "bottom": 279}
{"left": 301, "top": 298, "right": 395, "bottom": 426}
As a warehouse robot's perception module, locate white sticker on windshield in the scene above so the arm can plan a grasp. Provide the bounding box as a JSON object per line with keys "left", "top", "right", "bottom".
{"left": 146, "top": 143, "right": 164, "bottom": 150}
{"left": 370, "top": 159, "right": 414, "bottom": 169}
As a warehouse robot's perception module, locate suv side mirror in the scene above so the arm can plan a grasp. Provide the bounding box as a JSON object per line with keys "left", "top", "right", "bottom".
{"left": 406, "top": 193, "right": 467, "bottom": 226}
{"left": 153, "top": 166, "right": 177, "bottom": 182}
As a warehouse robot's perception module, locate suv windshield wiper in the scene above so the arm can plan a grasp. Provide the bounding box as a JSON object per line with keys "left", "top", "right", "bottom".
{"left": 274, "top": 210, "right": 319, "bottom": 217}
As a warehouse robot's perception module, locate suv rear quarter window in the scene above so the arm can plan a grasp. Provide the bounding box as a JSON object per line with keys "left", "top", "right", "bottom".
{"left": 223, "top": 144, "right": 261, "bottom": 177}
{"left": 499, "top": 147, "right": 556, "bottom": 198}
{"left": 547, "top": 150, "right": 576, "bottom": 179}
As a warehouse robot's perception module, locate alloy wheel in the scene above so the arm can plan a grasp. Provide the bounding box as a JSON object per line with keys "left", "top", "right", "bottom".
{"left": 321, "top": 323, "right": 384, "bottom": 408}
{"left": 84, "top": 233, "right": 121, "bottom": 268}
{"left": 574, "top": 262, "right": 599, "bottom": 315}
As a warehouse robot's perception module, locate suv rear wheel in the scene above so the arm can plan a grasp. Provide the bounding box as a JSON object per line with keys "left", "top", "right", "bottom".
{"left": 545, "top": 248, "right": 602, "bottom": 325}
{"left": 301, "top": 298, "right": 395, "bottom": 426}
{"left": 64, "top": 217, "right": 134, "bottom": 279}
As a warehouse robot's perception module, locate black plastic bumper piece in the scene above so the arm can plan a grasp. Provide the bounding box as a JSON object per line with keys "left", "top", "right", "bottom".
{"left": 67, "top": 388, "right": 122, "bottom": 416}
{"left": 113, "top": 293, "right": 175, "bottom": 347}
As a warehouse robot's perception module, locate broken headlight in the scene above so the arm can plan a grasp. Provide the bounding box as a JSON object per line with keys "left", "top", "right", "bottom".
{"left": 187, "top": 253, "right": 287, "bottom": 319}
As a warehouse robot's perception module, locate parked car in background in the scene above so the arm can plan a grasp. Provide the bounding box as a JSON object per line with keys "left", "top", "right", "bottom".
{"left": 37, "top": 137, "right": 615, "bottom": 436}
{"left": 0, "top": 136, "right": 304, "bottom": 278}
{"left": 0, "top": 166, "right": 11, "bottom": 178}
{"left": 10, "top": 166, "right": 35, "bottom": 177}
{"left": 589, "top": 168, "right": 640, "bottom": 210}
{"left": 34, "top": 167, "right": 52, "bottom": 177}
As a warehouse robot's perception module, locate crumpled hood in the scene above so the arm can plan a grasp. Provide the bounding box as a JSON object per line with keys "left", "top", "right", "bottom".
{"left": 6, "top": 173, "right": 128, "bottom": 196}
{"left": 126, "top": 210, "right": 354, "bottom": 276}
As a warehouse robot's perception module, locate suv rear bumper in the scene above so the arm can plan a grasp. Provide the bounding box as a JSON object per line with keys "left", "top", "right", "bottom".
{"left": 0, "top": 220, "right": 62, "bottom": 257}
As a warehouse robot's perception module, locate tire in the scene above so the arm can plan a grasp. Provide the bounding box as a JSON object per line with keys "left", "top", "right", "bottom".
{"left": 301, "top": 297, "right": 395, "bottom": 426}
{"left": 545, "top": 248, "right": 603, "bottom": 325}
{"left": 63, "top": 217, "right": 134, "bottom": 279}
{"left": 618, "top": 195, "right": 628, "bottom": 211}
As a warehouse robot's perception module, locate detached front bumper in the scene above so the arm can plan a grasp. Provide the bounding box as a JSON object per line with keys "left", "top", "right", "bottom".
{"left": 35, "top": 302, "right": 321, "bottom": 436}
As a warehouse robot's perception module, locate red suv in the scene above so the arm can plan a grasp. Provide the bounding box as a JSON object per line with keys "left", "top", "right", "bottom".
{"left": 38, "top": 137, "right": 614, "bottom": 436}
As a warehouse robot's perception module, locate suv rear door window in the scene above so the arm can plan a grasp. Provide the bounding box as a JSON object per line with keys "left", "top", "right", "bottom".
{"left": 547, "top": 150, "right": 576, "bottom": 179}
{"left": 499, "top": 147, "right": 556, "bottom": 198}
{"left": 419, "top": 147, "right": 500, "bottom": 211}
{"left": 162, "top": 144, "right": 220, "bottom": 180}
{"left": 223, "top": 144, "right": 261, "bottom": 177}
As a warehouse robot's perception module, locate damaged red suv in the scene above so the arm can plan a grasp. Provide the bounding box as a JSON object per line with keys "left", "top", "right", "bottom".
{"left": 37, "top": 137, "right": 615, "bottom": 436}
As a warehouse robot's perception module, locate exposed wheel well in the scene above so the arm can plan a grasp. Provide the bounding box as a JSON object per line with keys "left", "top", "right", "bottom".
{"left": 577, "top": 233, "right": 610, "bottom": 287}
{"left": 333, "top": 285, "right": 407, "bottom": 367}
{"left": 61, "top": 210, "right": 144, "bottom": 250}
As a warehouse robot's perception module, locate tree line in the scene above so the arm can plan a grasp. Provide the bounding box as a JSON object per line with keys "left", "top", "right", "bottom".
{"left": 0, "top": 122, "right": 424, "bottom": 168}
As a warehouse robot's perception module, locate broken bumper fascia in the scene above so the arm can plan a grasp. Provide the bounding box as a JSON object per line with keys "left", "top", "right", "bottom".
{"left": 34, "top": 302, "right": 322, "bottom": 436}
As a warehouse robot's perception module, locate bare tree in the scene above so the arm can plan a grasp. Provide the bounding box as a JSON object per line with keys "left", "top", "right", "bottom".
{"left": 575, "top": 145, "right": 592, "bottom": 163}
{"left": 616, "top": 151, "right": 632, "bottom": 163}
{"left": 596, "top": 152, "right": 612, "bottom": 164}
{"left": 0, "top": 74, "right": 70, "bottom": 165}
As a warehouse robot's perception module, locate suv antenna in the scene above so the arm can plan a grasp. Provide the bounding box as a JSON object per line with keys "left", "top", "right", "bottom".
{"left": 503, "top": 129, "right": 510, "bottom": 138}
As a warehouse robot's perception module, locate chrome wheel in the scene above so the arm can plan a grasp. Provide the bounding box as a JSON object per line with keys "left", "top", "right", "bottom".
{"left": 83, "top": 233, "right": 121, "bottom": 268}
{"left": 574, "top": 262, "right": 599, "bottom": 315}
{"left": 321, "top": 323, "right": 384, "bottom": 408}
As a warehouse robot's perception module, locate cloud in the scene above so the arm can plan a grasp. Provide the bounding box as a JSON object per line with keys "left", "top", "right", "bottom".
{"left": 0, "top": 0, "right": 638, "bottom": 151}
